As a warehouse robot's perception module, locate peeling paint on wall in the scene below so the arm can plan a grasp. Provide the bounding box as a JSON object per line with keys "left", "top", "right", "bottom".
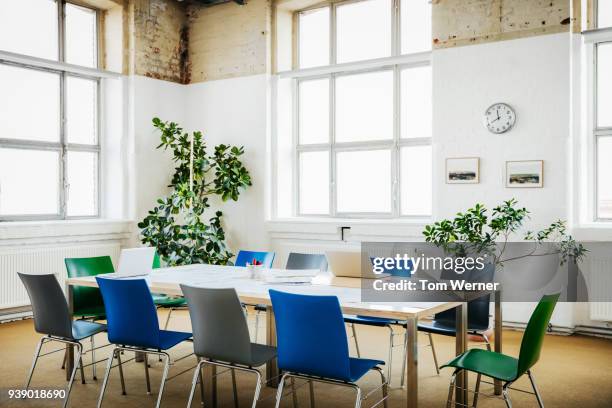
{"left": 433, "top": 0, "right": 571, "bottom": 49}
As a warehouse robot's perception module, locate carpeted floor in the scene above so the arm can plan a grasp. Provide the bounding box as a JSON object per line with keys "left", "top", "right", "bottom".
{"left": 1, "top": 309, "right": 611, "bottom": 408}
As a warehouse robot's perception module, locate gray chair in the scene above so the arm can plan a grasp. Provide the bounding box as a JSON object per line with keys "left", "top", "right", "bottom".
{"left": 18, "top": 273, "right": 106, "bottom": 408}
{"left": 253, "top": 253, "right": 328, "bottom": 342}
{"left": 181, "top": 285, "right": 277, "bottom": 408}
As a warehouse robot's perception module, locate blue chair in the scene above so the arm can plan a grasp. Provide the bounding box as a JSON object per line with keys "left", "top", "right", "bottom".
{"left": 235, "top": 250, "right": 275, "bottom": 268}
{"left": 236, "top": 250, "right": 275, "bottom": 342}
{"left": 269, "top": 290, "right": 388, "bottom": 408}
{"left": 95, "top": 278, "right": 192, "bottom": 408}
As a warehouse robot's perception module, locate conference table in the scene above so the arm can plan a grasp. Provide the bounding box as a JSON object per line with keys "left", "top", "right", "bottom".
{"left": 65, "top": 264, "right": 503, "bottom": 408}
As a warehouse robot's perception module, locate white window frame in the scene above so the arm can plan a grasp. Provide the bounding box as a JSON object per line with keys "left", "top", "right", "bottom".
{"left": 282, "top": 0, "right": 432, "bottom": 219}
{"left": 0, "top": 1, "right": 107, "bottom": 221}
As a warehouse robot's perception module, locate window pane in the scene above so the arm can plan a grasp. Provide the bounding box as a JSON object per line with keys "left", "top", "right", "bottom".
{"left": 0, "top": 64, "right": 60, "bottom": 142}
{"left": 299, "top": 151, "right": 329, "bottom": 214}
{"left": 401, "top": 66, "right": 432, "bottom": 138}
{"left": 65, "top": 3, "right": 97, "bottom": 68}
{"left": 299, "top": 78, "right": 329, "bottom": 144}
{"left": 336, "top": 150, "right": 391, "bottom": 213}
{"left": 599, "top": 0, "right": 612, "bottom": 28}
{"left": 0, "top": 148, "right": 59, "bottom": 216}
{"left": 67, "top": 151, "right": 98, "bottom": 216}
{"left": 598, "top": 138, "right": 612, "bottom": 217}
{"left": 0, "top": 0, "right": 58, "bottom": 60}
{"left": 597, "top": 43, "right": 612, "bottom": 128}
{"left": 66, "top": 76, "right": 97, "bottom": 144}
{"left": 336, "top": 70, "right": 393, "bottom": 142}
{"left": 299, "top": 7, "right": 330, "bottom": 68}
{"left": 336, "top": 0, "right": 391, "bottom": 63}
{"left": 401, "top": 145, "right": 432, "bottom": 216}
{"left": 401, "top": 0, "right": 431, "bottom": 54}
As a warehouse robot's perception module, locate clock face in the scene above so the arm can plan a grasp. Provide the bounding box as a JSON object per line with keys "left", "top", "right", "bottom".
{"left": 484, "top": 103, "right": 516, "bottom": 134}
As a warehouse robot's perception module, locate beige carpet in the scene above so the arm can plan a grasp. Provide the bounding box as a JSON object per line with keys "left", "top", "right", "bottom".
{"left": 1, "top": 309, "right": 611, "bottom": 407}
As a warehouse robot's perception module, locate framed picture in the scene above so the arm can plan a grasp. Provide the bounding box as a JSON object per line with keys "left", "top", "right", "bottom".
{"left": 506, "top": 160, "right": 543, "bottom": 188}
{"left": 446, "top": 157, "right": 480, "bottom": 184}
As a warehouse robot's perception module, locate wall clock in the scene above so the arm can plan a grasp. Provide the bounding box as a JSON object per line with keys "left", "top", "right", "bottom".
{"left": 484, "top": 103, "right": 516, "bottom": 134}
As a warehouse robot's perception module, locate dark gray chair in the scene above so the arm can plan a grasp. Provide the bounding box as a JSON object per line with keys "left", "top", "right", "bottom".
{"left": 18, "top": 273, "right": 106, "bottom": 408}
{"left": 181, "top": 285, "right": 277, "bottom": 408}
{"left": 253, "top": 253, "right": 328, "bottom": 342}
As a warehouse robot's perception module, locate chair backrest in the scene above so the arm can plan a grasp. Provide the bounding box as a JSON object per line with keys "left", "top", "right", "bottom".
{"left": 18, "top": 273, "right": 73, "bottom": 339}
{"left": 285, "top": 253, "right": 328, "bottom": 271}
{"left": 269, "top": 289, "right": 352, "bottom": 381}
{"left": 181, "top": 285, "right": 253, "bottom": 364}
{"left": 65, "top": 256, "right": 114, "bottom": 316}
{"left": 434, "top": 263, "right": 495, "bottom": 329}
{"left": 516, "top": 293, "right": 560, "bottom": 378}
{"left": 96, "top": 278, "right": 160, "bottom": 349}
{"left": 235, "top": 250, "right": 275, "bottom": 268}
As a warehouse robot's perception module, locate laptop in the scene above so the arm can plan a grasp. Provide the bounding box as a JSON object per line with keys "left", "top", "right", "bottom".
{"left": 325, "top": 251, "right": 389, "bottom": 279}
{"left": 115, "top": 247, "right": 156, "bottom": 277}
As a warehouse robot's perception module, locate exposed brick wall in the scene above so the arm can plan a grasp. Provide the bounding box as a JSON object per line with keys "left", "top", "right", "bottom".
{"left": 132, "top": 0, "right": 188, "bottom": 83}
{"left": 187, "top": 0, "right": 271, "bottom": 83}
{"left": 433, "top": 0, "right": 572, "bottom": 49}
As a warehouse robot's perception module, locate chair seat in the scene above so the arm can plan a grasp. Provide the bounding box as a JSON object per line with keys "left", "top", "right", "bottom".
{"left": 158, "top": 330, "right": 193, "bottom": 350}
{"left": 347, "top": 357, "right": 385, "bottom": 382}
{"left": 344, "top": 315, "right": 405, "bottom": 327}
{"left": 418, "top": 320, "right": 489, "bottom": 336}
{"left": 248, "top": 343, "right": 277, "bottom": 367}
{"left": 441, "top": 348, "right": 518, "bottom": 382}
{"left": 153, "top": 294, "right": 187, "bottom": 308}
{"left": 72, "top": 320, "right": 107, "bottom": 340}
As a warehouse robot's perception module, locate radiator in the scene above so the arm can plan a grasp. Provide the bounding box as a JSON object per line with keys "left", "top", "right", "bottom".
{"left": 589, "top": 258, "right": 612, "bottom": 321}
{"left": 0, "top": 243, "right": 121, "bottom": 310}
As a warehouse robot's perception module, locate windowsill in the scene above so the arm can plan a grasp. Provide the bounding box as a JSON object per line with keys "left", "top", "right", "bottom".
{"left": 0, "top": 219, "right": 134, "bottom": 243}
{"left": 266, "top": 217, "right": 430, "bottom": 240}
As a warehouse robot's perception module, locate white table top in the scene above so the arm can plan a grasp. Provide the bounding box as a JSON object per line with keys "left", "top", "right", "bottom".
{"left": 66, "top": 263, "right": 462, "bottom": 320}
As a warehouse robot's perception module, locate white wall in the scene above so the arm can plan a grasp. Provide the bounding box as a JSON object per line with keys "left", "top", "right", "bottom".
{"left": 185, "top": 74, "right": 270, "bottom": 253}
{"left": 433, "top": 33, "right": 570, "bottom": 230}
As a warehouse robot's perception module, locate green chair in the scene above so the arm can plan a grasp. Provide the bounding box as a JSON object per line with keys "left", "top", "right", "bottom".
{"left": 441, "top": 293, "right": 559, "bottom": 408}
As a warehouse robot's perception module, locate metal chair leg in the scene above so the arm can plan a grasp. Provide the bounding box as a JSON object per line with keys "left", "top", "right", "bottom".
{"left": 274, "top": 373, "right": 290, "bottom": 408}
{"left": 63, "top": 343, "right": 83, "bottom": 408}
{"left": 446, "top": 371, "right": 457, "bottom": 408}
{"left": 187, "top": 360, "right": 203, "bottom": 408}
{"left": 386, "top": 326, "right": 394, "bottom": 385}
{"left": 251, "top": 370, "right": 263, "bottom": 408}
{"left": 144, "top": 353, "right": 151, "bottom": 394}
{"left": 350, "top": 323, "right": 361, "bottom": 357}
{"left": 61, "top": 349, "right": 67, "bottom": 370}
{"left": 155, "top": 352, "right": 171, "bottom": 408}
{"left": 482, "top": 334, "right": 492, "bottom": 352}
{"left": 91, "top": 335, "right": 97, "bottom": 380}
{"left": 528, "top": 370, "right": 545, "bottom": 408}
{"left": 231, "top": 368, "right": 239, "bottom": 408}
{"left": 24, "top": 337, "right": 46, "bottom": 392}
{"left": 116, "top": 349, "right": 127, "bottom": 395}
{"left": 290, "top": 376, "right": 299, "bottom": 408}
{"left": 308, "top": 380, "right": 315, "bottom": 408}
{"left": 472, "top": 373, "right": 481, "bottom": 408}
{"left": 164, "top": 308, "right": 174, "bottom": 330}
{"left": 199, "top": 362, "right": 205, "bottom": 406}
{"left": 80, "top": 356, "right": 86, "bottom": 384}
{"left": 97, "top": 347, "right": 116, "bottom": 408}
{"left": 375, "top": 367, "right": 388, "bottom": 408}
{"left": 352, "top": 384, "right": 363, "bottom": 408}
{"left": 502, "top": 383, "right": 513, "bottom": 408}
{"left": 400, "top": 330, "right": 408, "bottom": 387}
{"left": 427, "top": 333, "right": 440, "bottom": 375}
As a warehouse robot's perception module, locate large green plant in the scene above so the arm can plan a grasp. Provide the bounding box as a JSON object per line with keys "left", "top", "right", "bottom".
{"left": 422, "top": 199, "right": 587, "bottom": 266}
{"left": 138, "top": 118, "right": 252, "bottom": 266}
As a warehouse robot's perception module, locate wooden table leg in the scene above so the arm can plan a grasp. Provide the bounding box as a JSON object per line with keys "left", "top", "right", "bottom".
{"left": 65, "top": 282, "right": 74, "bottom": 381}
{"left": 266, "top": 306, "right": 279, "bottom": 387}
{"left": 405, "top": 317, "right": 418, "bottom": 408}
{"left": 202, "top": 363, "right": 217, "bottom": 407}
{"left": 455, "top": 303, "right": 468, "bottom": 408}
{"left": 494, "top": 291, "right": 502, "bottom": 395}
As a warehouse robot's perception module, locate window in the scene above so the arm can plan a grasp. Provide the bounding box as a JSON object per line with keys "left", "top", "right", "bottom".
{"left": 597, "top": 0, "right": 612, "bottom": 28}
{"left": 0, "top": 1, "right": 100, "bottom": 220}
{"left": 291, "top": 0, "right": 432, "bottom": 218}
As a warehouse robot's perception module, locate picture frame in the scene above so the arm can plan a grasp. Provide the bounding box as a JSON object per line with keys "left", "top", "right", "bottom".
{"left": 446, "top": 157, "right": 480, "bottom": 184}
{"left": 505, "top": 160, "right": 544, "bottom": 188}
